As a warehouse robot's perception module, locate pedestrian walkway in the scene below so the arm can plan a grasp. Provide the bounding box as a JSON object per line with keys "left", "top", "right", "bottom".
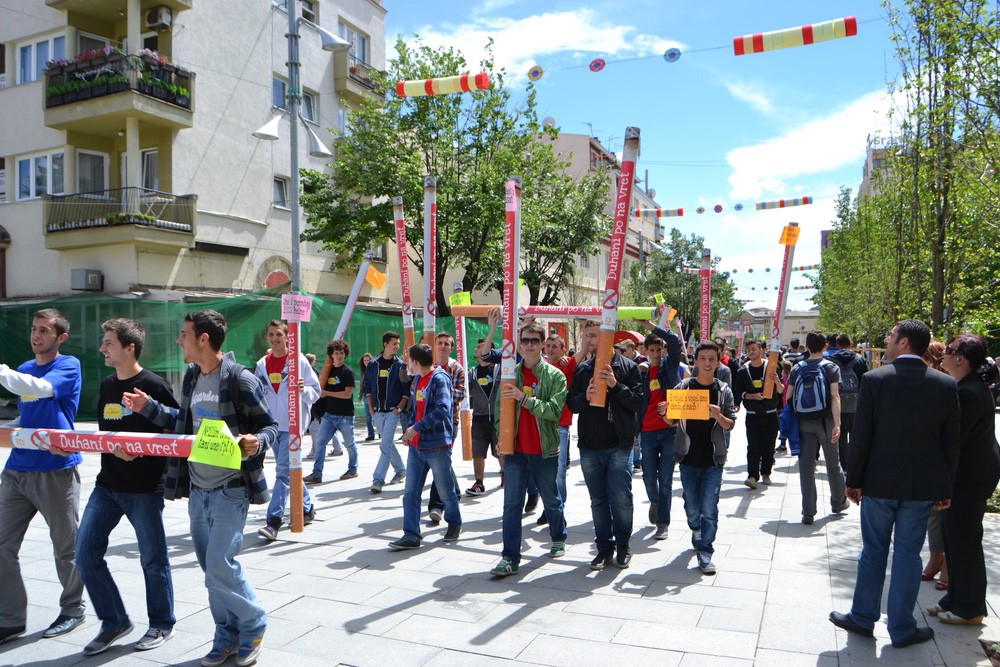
{"left": 2, "top": 417, "right": 998, "bottom": 666}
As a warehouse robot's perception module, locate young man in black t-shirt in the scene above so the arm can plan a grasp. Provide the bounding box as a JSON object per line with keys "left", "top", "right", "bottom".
{"left": 305, "top": 340, "right": 358, "bottom": 483}
{"left": 76, "top": 318, "right": 180, "bottom": 655}
{"left": 733, "top": 339, "right": 782, "bottom": 489}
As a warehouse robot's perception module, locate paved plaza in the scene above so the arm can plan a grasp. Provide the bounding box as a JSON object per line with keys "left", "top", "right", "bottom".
{"left": 2, "top": 416, "right": 998, "bottom": 666}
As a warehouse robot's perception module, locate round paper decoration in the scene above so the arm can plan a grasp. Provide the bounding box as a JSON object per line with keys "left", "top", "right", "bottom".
{"left": 734, "top": 203, "right": 744, "bottom": 211}
{"left": 528, "top": 65, "right": 543, "bottom": 81}
{"left": 663, "top": 48, "right": 682, "bottom": 63}
{"left": 589, "top": 58, "right": 606, "bottom": 72}
{"left": 713, "top": 204, "right": 723, "bottom": 213}
{"left": 696, "top": 206, "right": 705, "bottom": 214}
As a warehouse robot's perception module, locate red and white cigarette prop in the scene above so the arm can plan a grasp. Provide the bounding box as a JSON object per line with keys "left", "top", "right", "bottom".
{"left": 393, "top": 197, "right": 416, "bottom": 351}
{"left": 333, "top": 252, "right": 372, "bottom": 341}
{"left": 450, "top": 305, "right": 657, "bottom": 320}
{"left": 422, "top": 176, "right": 437, "bottom": 345}
{"left": 734, "top": 17, "right": 856, "bottom": 56}
{"left": 681, "top": 267, "right": 717, "bottom": 275}
{"left": 396, "top": 72, "right": 490, "bottom": 98}
{"left": 286, "top": 320, "right": 304, "bottom": 532}
{"left": 756, "top": 196, "right": 813, "bottom": 210}
{"left": 763, "top": 222, "right": 800, "bottom": 399}
{"left": 591, "top": 126, "right": 640, "bottom": 408}
{"left": 699, "top": 248, "right": 712, "bottom": 342}
{"left": 498, "top": 177, "right": 522, "bottom": 455}
{"left": 451, "top": 286, "right": 473, "bottom": 461}
{"left": 1, "top": 427, "right": 194, "bottom": 456}
{"left": 634, "top": 208, "right": 683, "bottom": 218}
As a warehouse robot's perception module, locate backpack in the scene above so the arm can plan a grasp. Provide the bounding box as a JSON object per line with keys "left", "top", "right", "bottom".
{"left": 831, "top": 356, "right": 860, "bottom": 414}
{"left": 792, "top": 360, "right": 830, "bottom": 415}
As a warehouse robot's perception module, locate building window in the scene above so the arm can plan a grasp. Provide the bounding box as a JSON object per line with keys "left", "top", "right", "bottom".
{"left": 78, "top": 33, "right": 109, "bottom": 55}
{"left": 338, "top": 22, "right": 368, "bottom": 63}
{"left": 579, "top": 253, "right": 590, "bottom": 269}
{"left": 301, "top": 90, "right": 316, "bottom": 123}
{"left": 78, "top": 151, "right": 108, "bottom": 194}
{"left": 272, "top": 77, "right": 286, "bottom": 109}
{"left": 17, "top": 151, "right": 64, "bottom": 200}
{"left": 273, "top": 177, "right": 289, "bottom": 208}
{"left": 300, "top": 0, "right": 316, "bottom": 21}
{"left": 18, "top": 35, "right": 65, "bottom": 84}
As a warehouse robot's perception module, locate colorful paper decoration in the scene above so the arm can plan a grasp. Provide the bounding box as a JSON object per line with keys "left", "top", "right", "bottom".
{"left": 589, "top": 58, "right": 606, "bottom": 72}
{"left": 663, "top": 48, "right": 682, "bottom": 62}
{"left": 713, "top": 204, "right": 723, "bottom": 213}
{"left": 733, "top": 17, "right": 857, "bottom": 56}
{"left": 527, "top": 65, "right": 543, "bottom": 81}
{"left": 756, "top": 196, "right": 813, "bottom": 210}
{"left": 734, "top": 203, "right": 744, "bottom": 211}
{"left": 696, "top": 206, "right": 705, "bottom": 214}
{"left": 395, "top": 72, "right": 490, "bottom": 97}
{"left": 634, "top": 208, "right": 683, "bottom": 218}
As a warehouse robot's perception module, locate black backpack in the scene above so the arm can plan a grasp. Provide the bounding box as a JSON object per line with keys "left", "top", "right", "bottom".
{"left": 831, "top": 356, "right": 860, "bottom": 414}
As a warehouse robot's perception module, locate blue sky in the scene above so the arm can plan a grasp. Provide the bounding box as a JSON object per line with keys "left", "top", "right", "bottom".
{"left": 383, "top": 1, "right": 899, "bottom": 310}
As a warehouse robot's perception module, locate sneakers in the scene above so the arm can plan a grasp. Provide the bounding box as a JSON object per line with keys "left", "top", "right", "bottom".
{"left": 499, "top": 471, "right": 505, "bottom": 488}
{"left": 303, "top": 474, "right": 322, "bottom": 484}
{"left": 654, "top": 524, "right": 669, "bottom": 540}
{"left": 340, "top": 469, "right": 358, "bottom": 480}
{"left": 330, "top": 449, "right": 345, "bottom": 457}
{"left": 388, "top": 538, "right": 421, "bottom": 550}
{"left": 466, "top": 481, "right": 486, "bottom": 496}
{"left": 0, "top": 625, "right": 26, "bottom": 645}
{"left": 697, "top": 551, "right": 717, "bottom": 575}
{"left": 776, "top": 442, "right": 787, "bottom": 453}
{"left": 388, "top": 471, "right": 405, "bottom": 485}
{"left": 691, "top": 529, "right": 702, "bottom": 550}
{"left": 257, "top": 524, "right": 278, "bottom": 541}
{"left": 370, "top": 481, "right": 383, "bottom": 494}
{"left": 135, "top": 626, "right": 175, "bottom": 651}
{"left": 762, "top": 474, "right": 772, "bottom": 486}
{"left": 202, "top": 645, "right": 237, "bottom": 667}
{"left": 364, "top": 435, "right": 376, "bottom": 442}
{"left": 802, "top": 515, "right": 814, "bottom": 525}
{"left": 744, "top": 476, "right": 758, "bottom": 490}
{"left": 832, "top": 500, "right": 850, "bottom": 513}
{"left": 615, "top": 545, "right": 632, "bottom": 569}
{"left": 490, "top": 557, "right": 519, "bottom": 577}
{"left": 83, "top": 622, "right": 133, "bottom": 656}
{"left": 428, "top": 508, "right": 443, "bottom": 524}
{"left": 304, "top": 507, "right": 316, "bottom": 525}
{"left": 590, "top": 552, "right": 614, "bottom": 571}
{"left": 523, "top": 494, "right": 539, "bottom": 514}
{"left": 43, "top": 614, "right": 86, "bottom": 638}
{"left": 443, "top": 524, "right": 462, "bottom": 542}
{"left": 236, "top": 636, "right": 264, "bottom": 666}
{"left": 549, "top": 542, "right": 566, "bottom": 558}
{"left": 648, "top": 502, "right": 658, "bottom": 525}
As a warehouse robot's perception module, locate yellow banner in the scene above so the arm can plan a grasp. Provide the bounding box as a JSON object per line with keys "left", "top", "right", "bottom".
{"left": 364, "top": 265, "right": 387, "bottom": 290}
{"left": 187, "top": 419, "right": 242, "bottom": 469}
{"left": 666, "top": 389, "right": 710, "bottom": 420}
{"left": 779, "top": 225, "right": 801, "bottom": 246}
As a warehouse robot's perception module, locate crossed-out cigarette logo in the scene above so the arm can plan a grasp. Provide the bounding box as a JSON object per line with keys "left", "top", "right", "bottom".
{"left": 103, "top": 402, "right": 133, "bottom": 420}
{"left": 30, "top": 429, "right": 51, "bottom": 450}
{"left": 603, "top": 289, "right": 618, "bottom": 309}
{"left": 501, "top": 340, "right": 515, "bottom": 358}
{"left": 402, "top": 303, "right": 413, "bottom": 316}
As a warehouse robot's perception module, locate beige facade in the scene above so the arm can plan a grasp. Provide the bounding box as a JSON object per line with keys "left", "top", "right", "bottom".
{"left": 0, "top": 0, "right": 386, "bottom": 301}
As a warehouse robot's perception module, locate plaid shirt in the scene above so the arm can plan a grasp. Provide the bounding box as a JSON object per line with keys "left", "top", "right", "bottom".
{"left": 139, "top": 352, "right": 278, "bottom": 504}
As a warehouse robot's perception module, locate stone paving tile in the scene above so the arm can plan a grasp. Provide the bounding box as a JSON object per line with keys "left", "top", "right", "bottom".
{"left": 517, "top": 633, "right": 684, "bottom": 666}
{"left": 614, "top": 618, "right": 758, "bottom": 660}
{"left": 678, "top": 654, "right": 754, "bottom": 667}
{"left": 422, "top": 648, "right": 547, "bottom": 667}
{"left": 754, "top": 647, "right": 841, "bottom": 666}
{"left": 383, "top": 610, "right": 538, "bottom": 659}
{"left": 696, "top": 605, "right": 763, "bottom": 634}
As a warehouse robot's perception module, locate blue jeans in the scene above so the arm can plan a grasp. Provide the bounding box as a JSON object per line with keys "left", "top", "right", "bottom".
{"left": 189, "top": 487, "right": 266, "bottom": 647}
{"left": 501, "top": 452, "right": 567, "bottom": 563}
{"left": 266, "top": 432, "right": 313, "bottom": 525}
{"left": 76, "top": 486, "right": 174, "bottom": 631}
{"left": 401, "top": 447, "right": 461, "bottom": 542}
{"left": 363, "top": 400, "right": 375, "bottom": 438}
{"left": 372, "top": 411, "right": 405, "bottom": 485}
{"left": 680, "top": 463, "right": 723, "bottom": 554}
{"left": 640, "top": 427, "right": 677, "bottom": 525}
{"left": 312, "top": 414, "right": 358, "bottom": 476}
{"left": 556, "top": 425, "right": 570, "bottom": 504}
{"left": 580, "top": 447, "right": 634, "bottom": 554}
{"left": 850, "top": 497, "right": 932, "bottom": 642}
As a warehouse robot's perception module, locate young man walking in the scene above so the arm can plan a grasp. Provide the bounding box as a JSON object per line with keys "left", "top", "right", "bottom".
{"left": 489, "top": 321, "right": 568, "bottom": 576}
{"left": 466, "top": 338, "right": 502, "bottom": 495}
{"left": 76, "top": 318, "right": 179, "bottom": 655}
{"left": 426, "top": 332, "right": 466, "bottom": 523}
{"left": 733, "top": 339, "right": 782, "bottom": 489}
{"left": 305, "top": 340, "right": 359, "bottom": 483}
{"left": 362, "top": 331, "right": 409, "bottom": 493}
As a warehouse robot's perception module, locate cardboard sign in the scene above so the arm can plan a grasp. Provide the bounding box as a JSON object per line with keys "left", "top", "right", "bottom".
{"left": 188, "top": 419, "right": 242, "bottom": 470}
{"left": 281, "top": 293, "right": 313, "bottom": 322}
{"left": 666, "top": 389, "right": 710, "bottom": 420}
{"left": 778, "top": 225, "right": 801, "bottom": 246}
{"left": 449, "top": 291, "right": 472, "bottom": 307}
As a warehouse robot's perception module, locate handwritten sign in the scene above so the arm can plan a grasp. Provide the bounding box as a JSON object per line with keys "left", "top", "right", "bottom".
{"left": 188, "top": 419, "right": 241, "bottom": 470}
{"left": 449, "top": 291, "right": 472, "bottom": 307}
{"left": 666, "top": 389, "right": 710, "bottom": 420}
{"left": 778, "top": 225, "right": 801, "bottom": 246}
{"left": 281, "top": 293, "right": 313, "bottom": 322}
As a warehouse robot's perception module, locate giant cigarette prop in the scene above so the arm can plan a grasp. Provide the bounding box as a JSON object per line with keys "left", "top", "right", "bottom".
{"left": 421, "top": 176, "right": 437, "bottom": 345}
{"left": 333, "top": 252, "right": 372, "bottom": 341}
{"left": 699, "top": 248, "right": 712, "bottom": 342}
{"left": 756, "top": 196, "right": 813, "bottom": 210}
{"left": 450, "top": 305, "right": 658, "bottom": 319}
{"left": 592, "top": 126, "right": 640, "bottom": 408}
{"left": 287, "top": 320, "right": 304, "bottom": 532}
{"left": 0, "top": 427, "right": 195, "bottom": 455}
{"left": 763, "top": 222, "right": 800, "bottom": 399}
{"left": 396, "top": 72, "right": 490, "bottom": 98}
{"left": 734, "top": 17, "right": 856, "bottom": 56}
{"left": 393, "top": 197, "right": 416, "bottom": 350}
{"left": 451, "top": 288, "right": 473, "bottom": 461}
{"left": 498, "top": 177, "right": 522, "bottom": 455}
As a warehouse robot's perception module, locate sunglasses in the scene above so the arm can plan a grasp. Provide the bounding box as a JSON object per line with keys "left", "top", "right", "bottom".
{"left": 943, "top": 345, "right": 958, "bottom": 356}
{"left": 519, "top": 338, "right": 542, "bottom": 346}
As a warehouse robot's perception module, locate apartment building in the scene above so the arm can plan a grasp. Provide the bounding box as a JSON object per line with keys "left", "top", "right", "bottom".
{"left": 0, "top": 0, "right": 386, "bottom": 300}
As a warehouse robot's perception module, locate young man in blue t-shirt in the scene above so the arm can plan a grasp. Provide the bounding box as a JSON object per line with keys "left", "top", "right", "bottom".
{"left": 0, "top": 308, "right": 86, "bottom": 644}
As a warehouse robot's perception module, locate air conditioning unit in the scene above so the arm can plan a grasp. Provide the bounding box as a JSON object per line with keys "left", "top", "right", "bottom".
{"left": 70, "top": 269, "right": 103, "bottom": 292}
{"left": 145, "top": 6, "right": 172, "bottom": 31}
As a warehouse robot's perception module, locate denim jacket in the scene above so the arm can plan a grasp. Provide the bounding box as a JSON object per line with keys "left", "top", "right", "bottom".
{"left": 409, "top": 366, "right": 455, "bottom": 449}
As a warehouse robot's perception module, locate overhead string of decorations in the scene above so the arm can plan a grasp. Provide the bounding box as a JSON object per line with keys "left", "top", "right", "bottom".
{"left": 677, "top": 263, "right": 820, "bottom": 275}
{"left": 524, "top": 16, "right": 862, "bottom": 82}
{"left": 634, "top": 196, "right": 813, "bottom": 218}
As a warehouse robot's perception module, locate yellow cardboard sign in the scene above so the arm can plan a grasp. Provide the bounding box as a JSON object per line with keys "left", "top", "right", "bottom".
{"left": 449, "top": 291, "right": 472, "bottom": 307}
{"left": 666, "top": 389, "right": 710, "bottom": 420}
{"left": 779, "top": 225, "right": 800, "bottom": 246}
{"left": 188, "top": 419, "right": 242, "bottom": 470}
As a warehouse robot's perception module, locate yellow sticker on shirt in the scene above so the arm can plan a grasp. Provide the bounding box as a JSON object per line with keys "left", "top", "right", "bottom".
{"left": 649, "top": 379, "right": 660, "bottom": 390}
{"left": 21, "top": 395, "right": 39, "bottom": 403}
{"left": 478, "top": 378, "right": 489, "bottom": 385}
{"left": 416, "top": 390, "right": 425, "bottom": 401}
{"left": 328, "top": 376, "right": 340, "bottom": 386}
{"left": 102, "top": 403, "right": 130, "bottom": 420}
{"left": 268, "top": 372, "right": 282, "bottom": 384}
{"left": 752, "top": 379, "right": 763, "bottom": 389}
{"left": 379, "top": 369, "right": 389, "bottom": 378}
{"left": 522, "top": 386, "right": 533, "bottom": 397}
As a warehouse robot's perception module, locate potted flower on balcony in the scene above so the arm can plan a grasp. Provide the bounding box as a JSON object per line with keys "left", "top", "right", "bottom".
{"left": 169, "top": 83, "right": 191, "bottom": 107}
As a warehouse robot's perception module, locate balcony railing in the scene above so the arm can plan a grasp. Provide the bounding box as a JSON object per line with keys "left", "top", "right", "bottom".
{"left": 45, "top": 187, "right": 196, "bottom": 233}
{"left": 44, "top": 51, "right": 193, "bottom": 110}
{"left": 347, "top": 55, "right": 380, "bottom": 91}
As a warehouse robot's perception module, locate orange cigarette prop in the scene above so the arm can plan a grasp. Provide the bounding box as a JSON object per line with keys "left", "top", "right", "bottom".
{"left": 498, "top": 177, "right": 522, "bottom": 455}
{"left": 763, "top": 222, "right": 799, "bottom": 399}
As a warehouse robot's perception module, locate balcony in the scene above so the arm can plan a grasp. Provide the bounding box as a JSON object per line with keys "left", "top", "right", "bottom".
{"left": 45, "top": 0, "right": 193, "bottom": 22}
{"left": 44, "top": 51, "right": 194, "bottom": 135}
{"left": 44, "top": 187, "right": 197, "bottom": 251}
{"left": 335, "top": 55, "right": 383, "bottom": 102}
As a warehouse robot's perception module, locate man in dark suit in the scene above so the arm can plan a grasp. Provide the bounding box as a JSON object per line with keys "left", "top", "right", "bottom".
{"left": 829, "top": 319, "right": 960, "bottom": 648}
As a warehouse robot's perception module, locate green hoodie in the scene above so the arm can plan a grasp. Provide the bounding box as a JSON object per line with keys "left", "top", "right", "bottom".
{"left": 493, "top": 358, "right": 567, "bottom": 458}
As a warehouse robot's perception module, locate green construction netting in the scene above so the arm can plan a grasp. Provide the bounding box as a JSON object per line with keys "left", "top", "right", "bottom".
{"left": 0, "top": 286, "right": 490, "bottom": 421}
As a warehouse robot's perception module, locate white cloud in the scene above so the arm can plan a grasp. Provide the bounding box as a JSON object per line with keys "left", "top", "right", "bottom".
{"left": 407, "top": 10, "right": 684, "bottom": 81}
{"left": 723, "top": 81, "right": 775, "bottom": 115}
{"left": 726, "top": 89, "right": 896, "bottom": 200}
